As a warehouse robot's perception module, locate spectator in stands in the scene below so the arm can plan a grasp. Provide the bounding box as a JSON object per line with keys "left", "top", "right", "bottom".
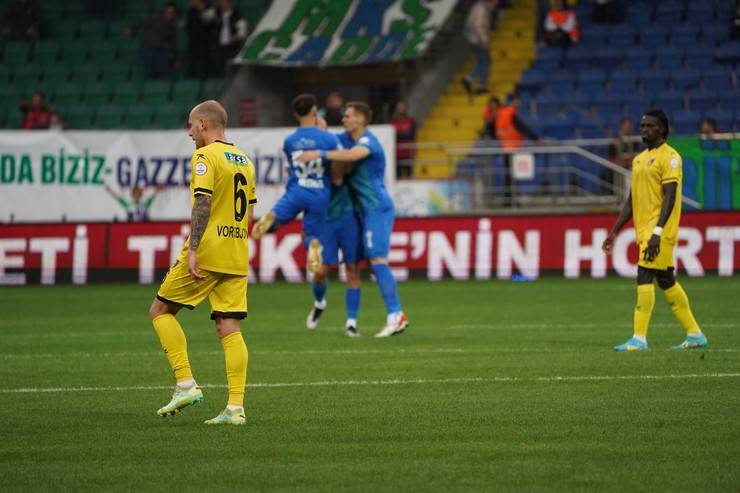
{"left": 319, "top": 91, "right": 344, "bottom": 126}
{"left": 390, "top": 100, "right": 417, "bottom": 178}
{"left": 480, "top": 96, "right": 501, "bottom": 139}
{"left": 496, "top": 94, "right": 539, "bottom": 207}
{"left": 215, "top": 0, "right": 248, "bottom": 75}
{"left": 49, "top": 111, "right": 67, "bottom": 131}
{"left": 591, "top": 0, "right": 622, "bottom": 24}
{"left": 544, "top": 0, "right": 580, "bottom": 47}
{"left": 462, "top": 0, "right": 498, "bottom": 95}
{"left": 699, "top": 117, "right": 719, "bottom": 138}
{"left": 186, "top": 0, "right": 216, "bottom": 79}
{"left": 608, "top": 117, "right": 639, "bottom": 168}
{"left": 128, "top": 2, "right": 179, "bottom": 79}
{"left": 1, "top": 0, "right": 43, "bottom": 41}
{"left": 18, "top": 90, "right": 52, "bottom": 129}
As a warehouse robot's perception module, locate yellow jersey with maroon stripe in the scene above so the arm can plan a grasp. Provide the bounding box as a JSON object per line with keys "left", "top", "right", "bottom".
{"left": 178, "top": 139, "right": 256, "bottom": 276}
{"left": 630, "top": 142, "right": 682, "bottom": 246}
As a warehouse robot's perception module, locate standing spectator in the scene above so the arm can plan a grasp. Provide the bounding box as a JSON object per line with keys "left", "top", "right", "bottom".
{"left": 215, "top": 0, "right": 248, "bottom": 75}
{"left": 495, "top": 94, "right": 539, "bottom": 206}
{"left": 699, "top": 117, "right": 719, "bottom": 138}
{"left": 608, "top": 117, "right": 639, "bottom": 168}
{"left": 462, "top": 0, "right": 498, "bottom": 95}
{"left": 128, "top": 2, "right": 179, "bottom": 79}
{"left": 104, "top": 184, "right": 162, "bottom": 222}
{"left": 19, "top": 90, "right": 52, "bottom": 129}
{"left": 480, "top": 96, "right": 501, "bottom": 139}
{"left": 319, "top": 91, "right": 344, "bottom": 126}
{"left": 1, "top": 0, "right": 43, "bottom": 41}
{"left": 185, "top": 0, "right": 216, "bottom": 79}
{"left": 544, "top": 0, "right": 580, "bottom": 47}
{"left": 49, "top": 111, "right": 67, "bottom": 130}
{"left": 390, "top": 100, "right": 416, "bottom": 178}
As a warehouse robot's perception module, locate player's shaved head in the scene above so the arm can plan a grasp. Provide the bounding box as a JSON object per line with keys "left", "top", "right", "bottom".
{"left": 191, "top": 100, "right": 227, "bottom": 128}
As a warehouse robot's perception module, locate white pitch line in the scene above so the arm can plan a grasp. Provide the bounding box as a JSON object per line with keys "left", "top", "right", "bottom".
{"left": 450, "top": 322, "right": 739, "bottom": 330}
{"left": 1, "top": 346, "right": 739, "bottom": 361}
{"left": 2, "top": 373, "right": 740, "bottom": 394}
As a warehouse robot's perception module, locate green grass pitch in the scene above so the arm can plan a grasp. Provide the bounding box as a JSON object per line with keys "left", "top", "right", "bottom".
{"left": 1, "top": 277, "right": 739, "bottom": 491}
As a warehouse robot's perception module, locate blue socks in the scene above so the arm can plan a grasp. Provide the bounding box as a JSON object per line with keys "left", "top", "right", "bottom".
{"left": 345, "top": 287, "right": 360, "bottom": 320}
{"left": 370, "top": 263, "right": 401, "bottom": 315}
{"left": 312, "top": 279, "right": 328, "bottom": 303}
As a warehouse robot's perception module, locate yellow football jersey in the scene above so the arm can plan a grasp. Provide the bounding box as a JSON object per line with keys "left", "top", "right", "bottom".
{"left": 630, "top": 142, "right": 682, "bottom": 245}
{"left": 178, "top": 139, "right": 257, "bottom": 276}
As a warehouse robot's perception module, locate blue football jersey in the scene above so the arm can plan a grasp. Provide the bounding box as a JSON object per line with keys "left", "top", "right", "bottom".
{"left": 338, "top": 130, "right": 393, "bottom": 212}
{"left": 283, "top": 127, "right": 340, "bottom": 191}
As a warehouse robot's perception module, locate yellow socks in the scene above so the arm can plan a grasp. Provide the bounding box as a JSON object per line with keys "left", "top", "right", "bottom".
{"left": 633, "top": 284, "right": 655, "bottom": 338}
{"left": 152, "top": 314, "right": 193, "bottom": 383}
{"left": 663, "top": 283, "right": 700, "bottom": 334}
{"left": 221, "top": 332, "right": 248, "bottom": 408}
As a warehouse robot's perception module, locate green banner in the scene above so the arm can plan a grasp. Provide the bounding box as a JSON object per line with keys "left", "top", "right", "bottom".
{"left": 669, "top": 136, "right": 740, "bottom": 210}
{"left": 238, "top": 0, "right": 455, "bottom": 66}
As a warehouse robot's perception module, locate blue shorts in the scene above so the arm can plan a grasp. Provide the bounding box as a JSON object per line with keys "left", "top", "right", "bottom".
{"left": 322, "top": 213, "right": 363, "bottom": 265}
{"left": 361, "top": 207, "right": 394, "bottom": 259}
{"left": 272, "top": 188, "right": 329, "bottom": 245}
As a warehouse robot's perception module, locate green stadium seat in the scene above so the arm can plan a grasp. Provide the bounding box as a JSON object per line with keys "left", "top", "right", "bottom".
{"left": 66, "top": 105, "right": 96, "bottom": 128}
{"left": 83, "top": 84, "right": 112, "bottom": 105}
{"left": 2, "top": 42, "right": 32, "bottom": 65}
{"left": 100, "top": 64, "right": 131, "bottom": 84}
{"left": 154, "top": 102, "right": 186, "bottom": 129}
{"left": 12, "top": 65, "right": 43, "bottom": 85}
{"left": 171, "top": 79, "right": 201, "bottom": 105}
{"left": 6, "top": 108, "right": 23, "bottom": 129}
{"left": 90, "top": 45, "right": 118, "bottom": 64}
{"left": 60, "top": 42, "right": 90, "bottom": 64}
{"left": 71, "top": 65, "right": 101, "bottom": 84}
{"left": 201, "top": 78, "right": 224, "bottom": 99}
{"left": 79, "top": 20, "right": 108, "bottom": 40}
{"left": 54, "top": 20, "right": 79, "bottom": 40}
{"left": 140, "top": 81, "right": 172, "bottom": 103}
{"left": 44, "top": 65, "right": 72, "bottom": 84}
{"left": 111, "top": 82, "right": 141, "bottom": 104}
{"left": 96, "top": 113, "right": 125, "bottom": 128}
{"left": 52, "top": 82, "right": 84, "bottom": 106}
{"left": 33, "top": 42, "right": 60, "bottom": 65}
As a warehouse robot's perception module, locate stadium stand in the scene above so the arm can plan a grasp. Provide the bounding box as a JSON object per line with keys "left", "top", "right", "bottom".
{"left": 414, "top": 0, "right": 538, "bottom": 178}
{"left": 515, "top": 0, "right": 739, "bottom": 140}
{"left": 0, "top": 0, "right": 268, "bottom": 130}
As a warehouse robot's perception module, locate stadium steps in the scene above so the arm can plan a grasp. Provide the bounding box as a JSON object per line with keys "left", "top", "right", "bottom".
{"left": 413, "top": 0, "right": 537, "bottom": 178}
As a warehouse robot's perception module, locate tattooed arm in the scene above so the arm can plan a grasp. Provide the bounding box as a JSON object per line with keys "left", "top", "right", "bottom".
{"left": 187, "top": 194, "right": 212, "bottom": 280}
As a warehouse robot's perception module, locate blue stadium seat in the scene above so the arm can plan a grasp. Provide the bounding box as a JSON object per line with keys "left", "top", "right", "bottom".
{"left": 591, "top": 95, "right": 623, "bottom": 116}
{"left": 518, "top": 70, "right": 546, "bottom": 91}
{"left": 684, "top": 46, "right": 716, "bottom": 68}
{"left": 687, "top": 4, "right": 716, "bottom": 23}
{"left": 639, "top": 25, "right": 670, "bottom": 47}
{"left": 702, "top": 70, "right": 735, "bottom": 91}
{"left": 624, "top": 52, "right": 653, "bottom": 71}
{"left": 686, "top": 90, "right": 717, "bottom": 112}
{"left": 606, "top": 25, "right": 637, "bottom": 47}
{"left": 672, "top": 70, "right": 702, "bottom": 91}
{"left": 639, "top": 74, "right": 671, "bottom": 93}
{"left": 656, "top": 3, "right": 685, "bottom": 23}
{"left": 535, "top": 94, "right": 564, "bottom": 116}
{"left": 609, "top": 70, "right": 638, "bottom": 91}
{"left": 716, "top": 42, "right": 740, "bottom": 63}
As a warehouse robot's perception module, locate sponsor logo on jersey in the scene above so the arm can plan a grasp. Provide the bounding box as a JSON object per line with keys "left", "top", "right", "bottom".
{"left": 195, "top": 162, "right": 208, "bottom": 175}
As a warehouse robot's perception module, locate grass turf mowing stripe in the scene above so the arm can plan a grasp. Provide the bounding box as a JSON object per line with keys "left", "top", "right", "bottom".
{"left": 3, "top": 373, "right": 740, "bottom": 394}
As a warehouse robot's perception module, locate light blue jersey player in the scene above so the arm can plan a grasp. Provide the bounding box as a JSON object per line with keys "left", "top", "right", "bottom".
{"left": 299, "top": 101, "right": 407, "bottom": 337}
{"left": 306, "top": 180, "right": 364, "bottom": 337}
{"left": 252, "top": 94, "right": 340, "bottom": 274}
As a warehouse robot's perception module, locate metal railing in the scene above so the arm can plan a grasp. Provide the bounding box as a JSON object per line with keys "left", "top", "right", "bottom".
{"left": 400, "top": 136, "right": 706, "bottom": 213}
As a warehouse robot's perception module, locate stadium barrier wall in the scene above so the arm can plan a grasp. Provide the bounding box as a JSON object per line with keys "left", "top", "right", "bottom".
{"left": 0, "top": 126, "right": 396, "bottom": 223}
{"left": 1, "top": 212, "right": 738, "bottom": 285}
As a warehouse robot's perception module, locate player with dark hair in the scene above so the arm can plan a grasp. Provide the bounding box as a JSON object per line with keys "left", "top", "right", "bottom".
{"left": 603, "top": 109, "right": 707, "bottom": 351}
{"left": 150, "top": 100, "right": 256, "bottom": 425}
{"left": 251, "top": 94, "right": 341, "bottom": 274}
{"left": 299, "top": 101, "right": 408, "bottom": 338}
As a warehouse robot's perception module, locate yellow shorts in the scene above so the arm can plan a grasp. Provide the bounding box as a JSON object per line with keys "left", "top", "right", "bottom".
{"left": 157, "top": 261, "right": 248, "bottom": 320}
{"left": 637, "top": 240, "right": 674, "bottom": 271}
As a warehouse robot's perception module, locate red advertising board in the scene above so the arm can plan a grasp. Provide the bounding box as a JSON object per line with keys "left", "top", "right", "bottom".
{"left": 1, "top": 212, "right": 739, "bottom": 285}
